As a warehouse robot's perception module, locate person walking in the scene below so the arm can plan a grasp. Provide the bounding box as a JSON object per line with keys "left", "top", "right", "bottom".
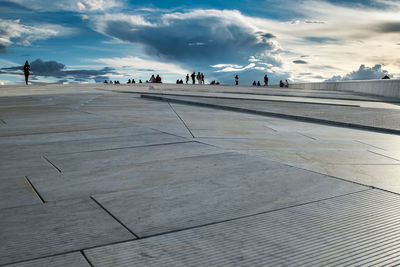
{"left": 264, "top": 74, "right": 269, "bottom": 86}
{"left": 235, "top": 75, "right": 239, "bottom": 85}
{"left": 23, "top": 60, "right": 30, "bottom": 85}
{"left": 196, "top": 72, "right": 202, "bottom": 84}
{"left": 186, "top": 74, "right": 189, "bottom": 84}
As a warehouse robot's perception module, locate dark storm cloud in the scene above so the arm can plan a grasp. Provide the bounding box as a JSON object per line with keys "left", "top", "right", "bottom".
{"left": 293, "top": 60, "right": 308, "bottom": 64}
{"left": 379, "top": 22, "right": 400, "bottom": 33}
{"left": 0, "top": 59, "right": 117, "bottom": 81}
{"left": 304, "top": 36, "right": 339, "bottom": 43}
{"left": 96, "top": 11, "right": 278, "bottom": 69}
{"left": 0, "top": 44, "right": 7, "bottom": 54}
{"left": 326, "top": 64, "right": 392, "bottom": 81}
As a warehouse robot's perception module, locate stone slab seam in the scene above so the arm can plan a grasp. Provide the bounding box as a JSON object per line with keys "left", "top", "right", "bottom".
{"left": 80, "top": 251, "right": 94, "bottom": 267}
{"left": 89, "top": 196, "right": 140, "bottom": 239}
{"left": 24, "top": 176, "right": 46, "bottom": 204}
{"left": 168, "top": 102, "right": 195, "bottom": 138}
{"left": 141, "top": 94, "right": 400, "bottom": 136}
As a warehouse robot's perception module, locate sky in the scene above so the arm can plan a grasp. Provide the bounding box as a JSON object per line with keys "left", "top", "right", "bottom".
{"left": 0, "top": 0, "right": 399, "bottom": 85}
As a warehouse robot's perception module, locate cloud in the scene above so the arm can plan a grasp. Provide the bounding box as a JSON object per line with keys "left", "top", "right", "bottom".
{"left": 6, "top": 0, "right": 122, "bottom": 12}
{"left": 93, "top": 9, "right": 281, "bottom": 67}
{"left": 379, "top": 22, "right": 400, "bottom": 33}
{"left": 326, "top": 64, "right": 392, "bottom": 81}
{"left": 0, "top": 59, "right": 117, "bottom": 82}
{"left": 293, "top": 60, "right": 308, "bottom": 64}
{"left": 0, "top": 19, "right": 72, "bottom": 53}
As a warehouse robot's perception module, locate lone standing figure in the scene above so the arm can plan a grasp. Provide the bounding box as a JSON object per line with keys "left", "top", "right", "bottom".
{"left": 235, "top": 75, "right": 239, "bottom": 85}
{"left": 23, "top": 60, "right": 30, "bottom": 85}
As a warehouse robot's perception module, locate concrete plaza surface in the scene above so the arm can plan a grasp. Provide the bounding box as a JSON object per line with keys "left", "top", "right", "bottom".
{"left": 1, "top": 83, "right": 400, "bottom": 266}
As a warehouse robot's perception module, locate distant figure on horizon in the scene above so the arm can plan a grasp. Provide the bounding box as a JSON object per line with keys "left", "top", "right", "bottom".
{"left": 235, "top": 75, "right": 239, "bottom": 85}
{"left": 201, "top": 73, "right": 204, "bottom": 84}
{"left": 279, "top": 80, "right": 284, "bottom": 87}
{"left": 382, "top": 75, "right": 390, "bottom": 79}
{"left": 257, "top": 81, "right": 261, "bottom": 86}
{"left": 110, "top": 80, "right": 113, "bottom": 84}
{"left": 155, "top": 74, "right": 162, "bottom": 83}
{"left": 127, "top": 79, "right": 131, "bottom": 84}
{"left": 104, "top": 80, "right": 108, "bottom": 84}
{"left": 197, "top": 72, "right": 202, "bottom": 84}
{"left": 139, "top": 80, "right": 142, "bottom": 83}
{"left": 149, "top": 75, "right": 156, "bottom": 83}
{"left": 132, "top": 79, "right": 136, "bottom": 84}
{"left": 191, "top": 72, "right": 196, "bottom": 84}
{"left": 264, "top": 74, "right": 269, "bottom": 86}
{"left": 186, "top": 74, "right": 189, "bottom": 84}
{"left": 285, "top": 80, "right": 289, "bottom": 88}
{"left": 252, "top": 81, "right": 256, "bottom": 86}
{"left": 23, "top": 60, "right": 30, "bottom": 85}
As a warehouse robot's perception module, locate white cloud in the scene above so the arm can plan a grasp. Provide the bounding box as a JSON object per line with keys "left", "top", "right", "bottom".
{"left": 7, "top": 0, "right": 122, "bottom": 12}
{"left": 0, "top": 19, "right": 74, "bottom": 52}
{"left": 211, "top": 63, "right": 256, "bottom": 72}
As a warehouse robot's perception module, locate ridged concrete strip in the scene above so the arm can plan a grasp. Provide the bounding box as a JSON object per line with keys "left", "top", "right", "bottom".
{"left": 2, "top": 252, "right": 90, "bottom": 267}
{"left": 85, "top": 190, "right": 400, "bottom": 266}
{"left": 0, "top": 199, "right": 135, "bottom": 266}
{"left": 140, "top": 94, "right": 400, "bottom": 135}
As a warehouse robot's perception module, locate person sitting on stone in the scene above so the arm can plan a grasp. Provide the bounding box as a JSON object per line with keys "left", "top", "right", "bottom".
{"left": 253, "top": 81, "right": 256, "bottom": 86}
{"left": 279, "top": 80, "right": 284, "bottom": 87}
{"left": 132, "top": 79, "right": 136, "bottom": 84}
{"left": 155, "top": 74, "right": 162, "bottom": 83}
{"left": 104, "top": 80, "right": 108, "bottom": 84}
{"left": 127, "top": 79, "right": 131, "bottom": 84}
{"left": 149, "top": 75, "right": 156, "bottom": 83}
{"left": 285, "top": 80, "right": 289, "bottom": 88}
{"left": 257, "top": 81, "right": 261, "bottom": 86}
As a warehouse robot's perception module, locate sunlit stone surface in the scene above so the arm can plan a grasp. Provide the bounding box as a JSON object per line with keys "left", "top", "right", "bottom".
{"left": 1, "top": 82, "right": 400, "bottom": 266}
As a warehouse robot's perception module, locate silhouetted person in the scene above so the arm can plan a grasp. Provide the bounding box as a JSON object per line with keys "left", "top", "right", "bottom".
{"left": 127, "top": 79, "right": 131, "bottom": 84}
{"left": 382, "top": 75, "right": 390, "bottom": 79}
{"left": 23, "top": 60, "right": 30, "bottom": 85}
{"left": 215, "top": 81, "right": 220, "bottom": 85}
{"left": 132, "top": 79, "right": 136, "bottom": 84}
{"left": 186, "top": 74, "right": 189, "bottom": 84}
{"left": 104, "top": 80, "right": 108, "bottom": 84}
{"left": 110, "top": 80, "right": 113, "bottom": 84}
{"left": 197, "top": 72, "right": 202, "bottom": 84}
{"left": 176, "top": 79, "right": 180, "bottom": 84}
{"left": 210, "top": 80, "right": 216, "bottom": 85}
{"left": 201, "top": 73, "right": 204, "bottom": 84}
{"left": 155, "top": 74, "right": 162, "bottom": 83}
{"left": 285, "top": 80, "right": 289, "bottom": 88}
{"left": 139, "top": 80, "right": 142, "bottom": 83}
{"left": 257, "top": 81, "right": 261, "bottom": 86}
{"left": 235, "top": 75, "right": 239, "bottom": 85}
{"left": 179, "top": 79, "right": 183, "bottom": 84}
{"left": 264, "top": 74, "right": 269, "bottom": 86}
{"left": 279, "top": 80, "right": 284, "bottom": 87}
{"left": 191, "top": 72, "right": 196, "bottom": 84}
{"left": 149, "top": 75, "right": 156, "bottom": 83}
{"left": 252, "top": 81, "right": 256, "bottom": 86}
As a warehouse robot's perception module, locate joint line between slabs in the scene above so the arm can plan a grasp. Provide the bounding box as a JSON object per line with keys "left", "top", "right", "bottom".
{"left": 42, "top": 155, "right": 62, "bottom": 173}
{"left": 24, "top": 176, "right": 46, "bottom": 203}
{"left": 368, "top": 150, "right": 400, "bottom": 162}
{"left": 90, "top": 196, "right": 140, "bottom": 239}
{"left": 168, "top": 102, "right": 195, "bottom": 138}
{"left": 81, "top": 251, "right": 94, "bottom": 267}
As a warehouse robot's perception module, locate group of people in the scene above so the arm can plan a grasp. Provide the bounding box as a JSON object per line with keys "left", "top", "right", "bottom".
{"left": 22, "top": 60, "right": 288, "bottom": 88}
{"left": 149, "top": 74, "right": 162, "bottom": 83}
{"left": 279, "top": 80, "right": 289, "bottom": 88}
{"left": 186, "top": 72, "right": 205, "bottom": 84}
